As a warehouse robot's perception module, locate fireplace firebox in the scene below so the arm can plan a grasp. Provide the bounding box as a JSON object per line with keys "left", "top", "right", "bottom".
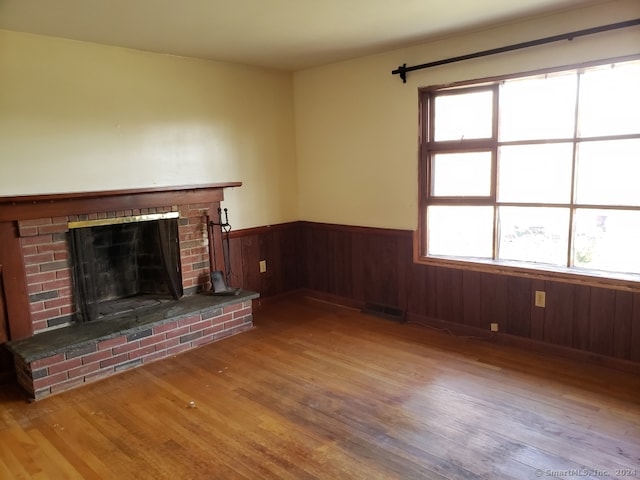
{"left": 69, "top": 214, "right": 183, "bottom": 322}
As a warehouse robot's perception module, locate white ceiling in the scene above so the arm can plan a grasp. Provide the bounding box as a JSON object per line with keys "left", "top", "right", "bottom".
{"left": 0, "top": 0, "right": 602, "bottom": 70}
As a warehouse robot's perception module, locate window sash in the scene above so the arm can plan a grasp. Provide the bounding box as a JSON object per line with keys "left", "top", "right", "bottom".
{"left": 417, "top": 56, "right": 640, "bottom": 283}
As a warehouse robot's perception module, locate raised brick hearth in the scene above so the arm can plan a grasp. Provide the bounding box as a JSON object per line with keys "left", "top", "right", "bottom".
{"left": 8, "top": 292, "right": 257, "bottom": 400}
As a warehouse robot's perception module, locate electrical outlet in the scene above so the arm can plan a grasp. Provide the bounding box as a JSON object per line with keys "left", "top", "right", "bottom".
{"left": 490, "top": 323, "right": 499, "bottom": 332}
{"left": 259, "top": 260, "right": 267, "bottom": 273}
{"left": 535, "top": 290, "right": 546, "bottom": 308}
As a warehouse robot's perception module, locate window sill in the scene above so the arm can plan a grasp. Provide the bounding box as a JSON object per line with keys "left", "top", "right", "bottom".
{"left": 413, "top": 247, "right": 640, "bottom": 293}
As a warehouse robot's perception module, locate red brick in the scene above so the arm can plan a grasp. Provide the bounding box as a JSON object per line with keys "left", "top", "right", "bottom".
{"left": 41, "top": 278, "right": 72, "bottom": 291}
{"left": 232, "top": 307, "right": 252, "bottom": 319}
{"left": 68, "top": 362, "right": 101, "bottom": 379}
{"left": 56, "top": 269, "right": 72, "bottom": 280}
{"left": 31, "top": 308, "right": 61, "bottom": 322}
{"left": 30, "top": 301, "right": 45, "bottom": 313}
{"left": 31, "top": 354, "right": 65, "bottom": 369}
{"left": 165, "top": 326, "right": 190, "bottom": 339}
{"left": 113, "top": 341, "right": 140, "bottom": 355}
{"left": 23, "top": 252, "right": 55, "bottom": 266}
{"left": 21, "top": 234, "right": 53, "bottom": 246}
{"left": 223, "top": 303, "right": 244, "bottom": 314}
{"left": 38, "top": 224, "right": 67, "bottom": 235}
{"left": 181, "top": 254, "right": 206, "bottom": 265}
{"left": 154, "top": 338, "right": 180, "bottom": 352}
{"left": 100, "top": 353, "right": 129, "bottom": 369}
{"left": 18, "top": 226, "right": 39, "bottom": 237}
{"left": 210, "top": 313, "right": 233, "bottom": 325}
{"left": 129, "top": 345, "right": 156, "bottom": 360}
{"left": 153, "top": 321, "right": 178, "bottom": 334}
{"left": 21, "top": 246, "right": 39, "bottom": 256}
{"left": 84, "top": 368, "right": 115, "bottom": 384}
{"left": 48, "top": 357, "right": 82, "bottom": 375}
{"left": 224, "top": 318, "right": 244, "bottom": 330}
{"left": 140, "top": 350, "right": 168, "bottom": 364}
{"left": 203, "top": 323, "right": 225, "bottom": 336}
{"left": 54, "top": 251, "right": 69, "bottom": 261}
{"left": 98, "top": 336, "right": 127, "bottom": 350}
{"left": 193, "top": 334, "right": 215, "bottom": 347}
{"left": 19, "top": 218, "right": 52, "bottom": 227}
{"left": 44, "top": 297, "right": 73, "bottom": 309}
{"left": 50, "top": 377, "right": 85, "bottom": 394}
{"left": 26, "top": 271, "right": 57, "bottom": 286}
{"left": 27, "top": 283, "right": 43, "bottom": 294}
{"left": 33, "top": 371, "right": 68, "bottom": 390}
{"left": 24, "top": 264, "right": 40, "bottom": 275}
{"left": 189, "top": 319, "right": 213, "bottom": 333}
{"left": 81, "top": 349, "right": 113, "bottom": 365}
{"left": 32, "top": 321, "right": 48, "bottom": 333}
{"left": 178, "top": 315, "right": 201, "bottom": 327}
{"left": 167, "top": 343, "right": 191, "bottom": 356}
{"left": 38, "top": 242, "right": 67, "bottom": 253}
{"left": 139, "top": 333, "right": 166, "bottom": 348}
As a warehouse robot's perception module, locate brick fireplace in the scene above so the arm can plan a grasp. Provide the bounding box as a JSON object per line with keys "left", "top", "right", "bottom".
{"left": 0, "top": 184, "right": 258, "bottom": 400}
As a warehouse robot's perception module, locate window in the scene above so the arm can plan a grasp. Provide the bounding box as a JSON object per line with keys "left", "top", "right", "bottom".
{"left": 418, "top": 57, "right": 640, "bottom": 283}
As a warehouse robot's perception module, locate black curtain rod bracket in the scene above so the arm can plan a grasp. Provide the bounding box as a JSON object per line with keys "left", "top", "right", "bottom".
{"left": 392, "top": 19, "right": 640, "bottom": 83}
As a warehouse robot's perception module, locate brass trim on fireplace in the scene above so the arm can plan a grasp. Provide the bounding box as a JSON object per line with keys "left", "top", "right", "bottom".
{"left": 67, "top": 211, "right": 180, "bottom": 229}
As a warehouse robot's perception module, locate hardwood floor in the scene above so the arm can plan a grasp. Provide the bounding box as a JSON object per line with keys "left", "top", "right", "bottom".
{"left": 1, "top": 295, "right": 639, "bottom": 479}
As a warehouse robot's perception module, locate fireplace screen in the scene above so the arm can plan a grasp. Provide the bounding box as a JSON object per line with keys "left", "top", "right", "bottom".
{"left": 69, "top": 215, "right": 182, "bottom": 322}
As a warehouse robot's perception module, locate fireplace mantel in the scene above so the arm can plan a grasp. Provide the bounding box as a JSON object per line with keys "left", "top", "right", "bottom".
{"left": 0, "top": 183, "right": 242, "bottom": 222}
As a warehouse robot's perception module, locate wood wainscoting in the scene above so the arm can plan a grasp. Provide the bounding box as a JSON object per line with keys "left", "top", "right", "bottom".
{"left": 229, "top": 221, "right": 640, "bottom": 372}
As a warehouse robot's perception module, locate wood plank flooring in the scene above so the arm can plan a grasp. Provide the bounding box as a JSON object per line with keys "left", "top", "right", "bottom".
{"left": 1, "top": 295, "right": 639, "bottom": 479}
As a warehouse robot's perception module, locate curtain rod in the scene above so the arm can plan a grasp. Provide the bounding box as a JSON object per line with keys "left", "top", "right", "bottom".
{"left": 392, "top": 18, "right": 640, "bottom": 83}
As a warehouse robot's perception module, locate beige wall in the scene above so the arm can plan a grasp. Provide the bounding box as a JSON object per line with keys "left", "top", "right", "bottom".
{"left": 2, "top": 0, "right": 639, "bottom": 232}
{"left": 293, "top": 0, "right": 640, "bottom": 230}
{"left": 0, "top": 30, "right": 298, "bottom": 229}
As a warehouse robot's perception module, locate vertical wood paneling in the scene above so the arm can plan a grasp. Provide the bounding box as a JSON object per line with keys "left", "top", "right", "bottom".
{"left": 259, "top": 231, "right": 281, "bottom": 297}
{"left": 328, "top": 229, "right": 353, "bottom": 299}
{"left": 435, "top": 268, "right": 454, "bottom": 322}
{"left": 228, "top": 237, "right": 245, "bottom": 289}
{"left": 530, "top": 279, "right": 546, "bottom": 341}
{"left": 480, "top": 273, "right": 508, "bottom": 331}
{"left": 407, "top": 263, "right": 428, "bottom": 318}
{"left": 612, "top": 291, "right": 633, "bottom": 360}
{"left": 280, "top": 225, "right": 302, "bottom": 293}
{"left": 0, "top": 271, "right": 7, "bottom": 343}
{"left": 573, "top": 285, "right": 591, "bottom": 351}
{"left": 462, "top": 270, "right": 482, "bottom": 328}
{"left": 350, "top": 232, "right": 365, "bottom": 303}
{"left": 361, "top": 233, "right": 400, "bottom": 308}
{"left": 544, "top": 282, "right": 574, "bottom": 347}
{"left": 631, "top": 293, "right": 640, "bottom": 363}
{"left": 588, "top": 288, "right": 616, "bottom": 357}
{"left": 240, "top": 235, "right": 262, "bottom": 294}
{"left": 305, "top": 227, "right": 330, "bottom": 293}
{"left": 507, "top": 276, "right": 531, "bottom": 337}
{"left": 424, "top": 265, "right": 438, "bottom": 319}
{"left": 395, "top": 236, "right": 411, "bottom": 313}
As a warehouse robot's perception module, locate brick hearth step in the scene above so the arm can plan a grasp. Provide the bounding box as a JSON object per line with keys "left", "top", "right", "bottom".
{"left": 7, "top": 291, "right": 258, "bottom": 400}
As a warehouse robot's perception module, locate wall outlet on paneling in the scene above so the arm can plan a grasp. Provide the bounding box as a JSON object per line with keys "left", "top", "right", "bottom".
{"left": 259, "top": 260, "right": 267, "bottom": 273}
{"left": 534, "top": 290, "right": 546, "bottom": 308}
{"left": 490, "top": 323, "right": 499, "bottom": 332}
